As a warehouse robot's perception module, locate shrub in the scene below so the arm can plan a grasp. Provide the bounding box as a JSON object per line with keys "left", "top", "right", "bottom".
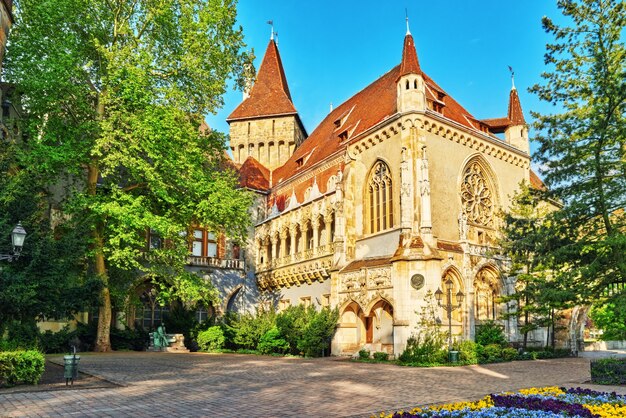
{"left": 197, "top": 326, "right": 225, "bottom": 352}
{"left": 297, "top": 307, "right": 338, "bottom": 357}
{"left": 275, "top": 305, "right": 308, "bottom": 355}
{"left": 110, "top": 327, "right": 148, "bottom": 351}
{"left": 0, "top": 350, "right": 45, "bottom": 387}
{"left": 398, "top": 333, "right": 447, "bottom": 365}
{"left": 39, "top": 326, "right": 78, "bottom": 354}
{"left": 475, "top": 320, "right": 507, "bottom": 346}
{"left": 479, "top": 343, "right": 503, "bottom": 363}
{"left": 373, "top": 351, "right": 389, "bottom": 361}
{"left": 453, "top": 340, "right": 478, "bottom": 364}
{"left": 257, "top": 326, "right": 289, "bottom": 355}
{"left": 358, "top": 349, "right": 370, "bottom": 360}
{"left": 233, "top": 308, "right": 275, "bottom": 350}
{"left": 4, "top": 320, "right": 39, "bottom": 349}
{"left": 501, "top": 347, "right": 518, "bottom": 361}
{"left": 591, "top": 358, "right": 626, "bottom": 385}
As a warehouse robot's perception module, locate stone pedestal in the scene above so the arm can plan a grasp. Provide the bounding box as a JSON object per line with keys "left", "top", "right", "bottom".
{"left": 147, "top": 333, "right": 190, "bottom": 353}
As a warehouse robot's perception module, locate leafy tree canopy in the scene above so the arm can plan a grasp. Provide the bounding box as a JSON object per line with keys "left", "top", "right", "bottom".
{"left": 530, "top": 0, "right": 626, "bottom": 303}
{"left": 5, "top": 0, "right": 253, "bottom": 350}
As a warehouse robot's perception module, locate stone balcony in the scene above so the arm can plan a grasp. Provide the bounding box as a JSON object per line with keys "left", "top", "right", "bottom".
{"left": 256, "top": 243, "right": 334, "bottom": 290}
{"left": 186, "top": 256, "right": 245, "bottom": 270}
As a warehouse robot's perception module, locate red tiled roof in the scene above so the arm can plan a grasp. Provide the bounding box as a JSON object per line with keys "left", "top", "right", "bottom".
{"left": 272, "top": 65, "right": 400, "bottom": 186}
{"left": 398, "top": 33, "right": 421, "bottom": 79}
{"left": 227, "top": 40, "right": 298, "bottom": 121}
{"left": 529, "top": 169, "right": 546, "bottom": 191}
{"left": 481, "top": 117, "right": 511, "bottom": 133}
{"left": 508, "top": 88, "right": 526, "bottom": 125}
{"left": 340, "top": 256, "right": 392, "bottom": 273}
{"left": 238, "top": 156, "right": 270, "bottom": 191}
{"left": 264, "top": 34, "right": 521, "bottom": 204}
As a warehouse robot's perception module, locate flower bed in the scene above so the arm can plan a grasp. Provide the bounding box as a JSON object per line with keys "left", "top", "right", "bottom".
{"left": 382, "top": 387, "right": 626, "bottom": 418}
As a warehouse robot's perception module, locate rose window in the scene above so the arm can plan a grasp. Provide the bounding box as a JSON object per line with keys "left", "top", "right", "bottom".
{"left": 461, "top": 163, "right": 493, "bottom": 226}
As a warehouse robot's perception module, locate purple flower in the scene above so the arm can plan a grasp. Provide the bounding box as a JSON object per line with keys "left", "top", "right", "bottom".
{"left": 490, "top": 394, "right": 598, "bottom": 418}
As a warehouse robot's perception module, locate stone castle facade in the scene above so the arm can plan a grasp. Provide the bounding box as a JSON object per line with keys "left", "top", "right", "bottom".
{"left": 225, "top": 25, "right": 547, "bottom": 357}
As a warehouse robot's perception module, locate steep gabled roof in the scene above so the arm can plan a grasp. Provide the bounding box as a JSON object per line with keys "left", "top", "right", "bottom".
{"left": 239, "top": 156, "right": 270, "bottom": 191}
{"left": 507, "top": 87, "right": 526, "bottom": 125}
{"left": 227, "top": 39, "right": 298, "bottom": 121}
{"left": 272, "top": 65, "right": 401, "bottom": 184}
{"left": 398, "top": 33, "right": 421, "bottom": 78}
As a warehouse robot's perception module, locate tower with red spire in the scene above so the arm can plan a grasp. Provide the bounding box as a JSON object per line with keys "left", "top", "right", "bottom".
{"left": 396, "top": 19, "right": 426, "bottom": 113}
{"left": 504, "top": 83, "right": 529, "bottom": 153}
{"left": 227, "top": 36, "right": 307, "bottom": 170}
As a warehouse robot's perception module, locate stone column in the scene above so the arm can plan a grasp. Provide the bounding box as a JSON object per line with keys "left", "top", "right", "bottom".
{"left": 311, "top": 216, "right": 320, "bottom": 255}
{"left": 324, "top": 213, "right": 333, "bottom": 246}
{"left": 418, "top": 143, "right": 433, "bottom": 242}
{"left": 279, "top": 228, "right": 288, "bottom": 259}
{"left": 270, "top": 234, "right": 278, "bottom": 263}
{"left": 299, "top": 220, "right": 308, "bottom": 254}
{"left": 289, "top": 224, "right": 297, "bottom": 260}
{"left": 400, "top": 146, "right": 413, "bottom": 231}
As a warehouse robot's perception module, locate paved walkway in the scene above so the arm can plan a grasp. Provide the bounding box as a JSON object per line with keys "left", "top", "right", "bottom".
{"left": 1, "top": 352, "right": 624, "bottom": 417}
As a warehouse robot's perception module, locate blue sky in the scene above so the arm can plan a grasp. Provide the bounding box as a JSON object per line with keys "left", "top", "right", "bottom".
{"left": 206, "top": 1, "right": 566, "bottom": 160}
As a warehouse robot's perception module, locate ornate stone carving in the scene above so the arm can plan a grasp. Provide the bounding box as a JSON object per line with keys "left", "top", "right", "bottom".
{"left": 461, "top": 162, "right": 494, "bottom": 226}
{"left": 458, "top": 210, "right": 468, "bottom": 241}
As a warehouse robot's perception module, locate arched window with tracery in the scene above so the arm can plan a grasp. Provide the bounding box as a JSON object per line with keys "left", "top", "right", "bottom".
{"left": 367, "top": 161, "right": 394, "bottom": 233}
{"left": 460, "top": 161, "right": 495, "bottom": 227}
{"left": 473, "top": 268, "right": 501, "bottom": 322}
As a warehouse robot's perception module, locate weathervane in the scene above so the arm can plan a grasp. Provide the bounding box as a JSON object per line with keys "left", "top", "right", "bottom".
{"left": 508, "top": 65, "right": 515, "bottom": 90}
{"left": 267, "top": 20, "right": 274, "bottom": 40}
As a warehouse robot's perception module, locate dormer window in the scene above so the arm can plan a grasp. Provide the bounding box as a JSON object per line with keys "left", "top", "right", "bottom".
{"left": 296, "top": 157, "right": 304, "bottom": 168}
{"left": 334, "top": 119, "right": 341, "bottom": 128}
{"left": 338, "top": 130, "right": 348, "bottom": 141}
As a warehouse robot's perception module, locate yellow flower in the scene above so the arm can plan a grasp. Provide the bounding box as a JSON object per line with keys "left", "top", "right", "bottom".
{"left": 584, "top": 403, "right": 626, "bottom": 418}
{"left": 518, "top": 386, "right": 565, "bottom": 397}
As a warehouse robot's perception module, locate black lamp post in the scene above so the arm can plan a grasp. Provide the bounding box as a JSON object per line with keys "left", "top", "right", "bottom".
{"left": 0, "top": 222, "right": 27, "bottom": 262}
{"left": 435, "top": 277, "right": 464, "bottom": 360}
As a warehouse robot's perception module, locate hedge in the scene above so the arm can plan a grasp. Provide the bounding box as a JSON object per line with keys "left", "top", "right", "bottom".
{"left": 590, "top": 357, "right": 626, "bottom": 385}
{"left": 0, "top": 350, "right": 45, "bottom": 387}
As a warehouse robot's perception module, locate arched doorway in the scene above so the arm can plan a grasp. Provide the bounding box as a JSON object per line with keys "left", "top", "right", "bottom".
{"left": 472, "top": 266, "right": 504, "bottom": 340}
{"left": 364, "top": 299, "right": 394, "bottom": 353}
{"left": 440, "top": 268, "right": 465, "bottom": 339}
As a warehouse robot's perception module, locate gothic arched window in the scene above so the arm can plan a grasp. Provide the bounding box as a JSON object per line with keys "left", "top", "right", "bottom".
{"left": 367, "top": 161, "right": 394, "bottom": 233}
{"left": 461, "top": 162, "right": 494, "bottom": 226}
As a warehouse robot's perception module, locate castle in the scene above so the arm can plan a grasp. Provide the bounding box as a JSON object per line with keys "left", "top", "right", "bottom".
{"left": 226, "top": 24, "right": 543, "bottom": 356}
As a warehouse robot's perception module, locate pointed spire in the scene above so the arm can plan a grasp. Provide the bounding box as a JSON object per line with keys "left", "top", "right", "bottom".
{"left": 508, "top": 86, "right": 526, "bottom": 125}
{"left": 398, "top": 30, "right": 421, "bottom": 78}
{"left": 405, "top": 9, "right": 411, "bottom": 35}
{"left": 227, "top": 37, "right": 298, "bottom": 121}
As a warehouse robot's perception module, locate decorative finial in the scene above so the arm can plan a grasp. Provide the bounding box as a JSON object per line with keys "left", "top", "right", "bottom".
{"left": 405, "top": 9, "right": 411, "bottom": 35}
{"left": 508, "top": 65, "right": 516, "bottom": 90}
{"left": 330, "top": 102, "right": 333, "bottom": 112}
{"left": 267, "top": 20, "right": 274, "bottom": 40}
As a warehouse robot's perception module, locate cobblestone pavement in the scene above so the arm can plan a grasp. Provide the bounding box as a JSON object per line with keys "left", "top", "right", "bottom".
{"left": 1, "top": 352, "right": 624, "bottom": 417}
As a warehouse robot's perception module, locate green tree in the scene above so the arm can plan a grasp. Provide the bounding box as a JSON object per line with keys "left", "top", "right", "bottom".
{"left": 5, "top": 0, "right": 253, "bottom": 351}
{"left": 589, "top": 298, "right": 626, "bottom": 341}
{"left": 499, "top": 183, "right": 575, "bottom": 349}
{"left": 0, "top": 139, "right": 100, "bottom": 333}
{"left": 530, "top": 0, "right": 626, "bottom": 304}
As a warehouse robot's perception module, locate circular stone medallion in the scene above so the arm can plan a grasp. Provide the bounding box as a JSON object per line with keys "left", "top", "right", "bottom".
{"left": 410, "top": 274, "right": 425, "bottom": 290}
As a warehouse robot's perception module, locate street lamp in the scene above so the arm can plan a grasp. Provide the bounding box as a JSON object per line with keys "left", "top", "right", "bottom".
{"left": 0, "top": 222, "right": 27, "bottom": 261}
{"left": 435, "top": 277, "right": 464, "bottom": 362}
